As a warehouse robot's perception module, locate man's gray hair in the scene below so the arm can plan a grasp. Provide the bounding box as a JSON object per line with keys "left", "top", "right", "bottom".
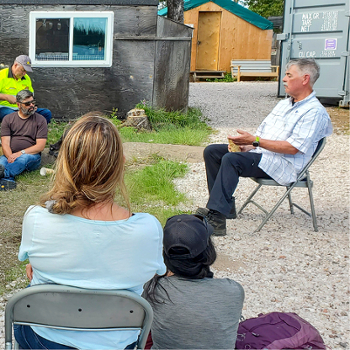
{"left": 286, "top": 58, "right": 320, "bottom": 86}
{"left": 16, "top": 89, "right": 34, "bottom": 103}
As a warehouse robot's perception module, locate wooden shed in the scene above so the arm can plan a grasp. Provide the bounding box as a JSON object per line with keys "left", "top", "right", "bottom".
{"left": 0, "top": 0, "right": 193, "bottom": 119}
{"left": 159, "top": 0, "right": 273, "bottom": 73}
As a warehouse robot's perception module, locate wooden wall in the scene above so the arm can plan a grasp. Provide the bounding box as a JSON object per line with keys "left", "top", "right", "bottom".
{"left": 153, "top": 17, "right": 192, "bottom": 111}
{"left": 0, "top": 4, "right": 191, "bottom": 119}
{"left": 184, "top": 2, "right": 273, "bottom": 72}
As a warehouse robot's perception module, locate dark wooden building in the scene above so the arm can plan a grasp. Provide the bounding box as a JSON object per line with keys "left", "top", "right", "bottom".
{"left": 0, "top": 0, "right": 192, "bottom": 119}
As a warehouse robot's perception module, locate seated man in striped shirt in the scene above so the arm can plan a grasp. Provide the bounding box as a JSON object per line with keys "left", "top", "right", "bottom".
{"left": 197, "top": 58, "right": 333, "bottom": 236}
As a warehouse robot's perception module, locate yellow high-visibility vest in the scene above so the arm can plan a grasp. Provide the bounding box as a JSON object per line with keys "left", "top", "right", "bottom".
{"left": 0, "top": 67, "right": 34, "bottom": 108}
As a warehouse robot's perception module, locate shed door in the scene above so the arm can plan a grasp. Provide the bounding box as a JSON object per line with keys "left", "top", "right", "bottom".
{"left": 196, "top": 11, "right": 221, "bottom": 71}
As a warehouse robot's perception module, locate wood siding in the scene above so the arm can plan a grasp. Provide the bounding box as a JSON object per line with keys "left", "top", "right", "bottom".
{"left": 184, "top": 1, "right": 273, "bottom": 72}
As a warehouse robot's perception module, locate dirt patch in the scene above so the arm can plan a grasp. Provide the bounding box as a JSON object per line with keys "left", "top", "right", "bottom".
{"left": 123, "top": 142, "right": 205, "bottom": 163}
{"left": 326, "top": 107, "right": 349, "bottom": 134}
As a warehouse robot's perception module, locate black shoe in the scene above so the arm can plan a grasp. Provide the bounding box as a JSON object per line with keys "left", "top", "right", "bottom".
{"left": 226, "top": 197, "right": 237, "bottom": 220}
{"left": 207, "top": 210, "right": 227, "bottom": 236}
{"left": 0, "top": 164, "right": 4, "bottom": 179}
{"left": 0, "top": 178, "right": 16, "bottom": 191}
{"left": 195, "top": 207, "right": 209, "bottom": 218}
{"left": 196, "top": 200, "right": 236, "bottom": 220}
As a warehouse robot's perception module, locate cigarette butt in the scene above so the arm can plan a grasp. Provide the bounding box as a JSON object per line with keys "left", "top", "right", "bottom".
{"left": 40, "top": 167, "right": 55, "bottom": 176}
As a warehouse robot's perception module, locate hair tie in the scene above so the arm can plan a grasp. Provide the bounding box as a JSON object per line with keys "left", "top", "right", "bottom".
{"left": 45, "top": 200, "right": 57, "bottom": 213}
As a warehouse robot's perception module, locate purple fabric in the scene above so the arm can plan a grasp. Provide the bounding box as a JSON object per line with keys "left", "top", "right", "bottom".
{"left": 235, "top": 312, "right": 326, "bottom": 350}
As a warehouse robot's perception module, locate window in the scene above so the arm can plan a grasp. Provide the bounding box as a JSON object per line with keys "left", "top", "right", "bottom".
{"left": 29, "top": 11, "right": 114, "bottom": 67}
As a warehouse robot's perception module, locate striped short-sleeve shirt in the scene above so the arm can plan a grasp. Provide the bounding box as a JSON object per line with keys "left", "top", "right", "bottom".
{"left": 250, "top": 91, "right": 333, "bottom": 185}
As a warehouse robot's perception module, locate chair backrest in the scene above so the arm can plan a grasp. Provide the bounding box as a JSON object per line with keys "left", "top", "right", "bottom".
{"left": 5, "top": 284, "right": 153, "bottom": 350}
{"left": 297, "top": 137, "right": 326, "bottom": 181}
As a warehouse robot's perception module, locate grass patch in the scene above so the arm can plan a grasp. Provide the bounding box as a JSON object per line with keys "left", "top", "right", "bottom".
{"left": 47, "top": 119, "right": 71, "bottom": 145}
{"left": 114, "top": 105, "right": 212, "bottom": 146}
{"left": 46, "top": 106, "right": 212, "bottom": 147}
{"left": 0, "top": 260, "right": 29, "bottom": 296}
{"left": 125, "top": 155, "right": 187, "bottom": 206}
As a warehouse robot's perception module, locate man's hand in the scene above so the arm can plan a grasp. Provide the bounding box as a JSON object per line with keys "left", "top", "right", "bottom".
{"left": 228, "top": 130, "right": 255, "bottom": 146}
{"left": 239, "top": 145, "right": 255, "bottom": 152}
{"left": 26, "top": 263, "right": 33, "bottom": 281}
{"left": 0, "top": 93, "right": 16, "bottom": 104}
{"left": 7, "top": 151, "right": 21, "bottom": 163}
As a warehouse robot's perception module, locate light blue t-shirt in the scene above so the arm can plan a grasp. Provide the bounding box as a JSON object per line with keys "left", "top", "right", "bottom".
{"left": 18, "top": 205, "right": 166, "bottom": 349}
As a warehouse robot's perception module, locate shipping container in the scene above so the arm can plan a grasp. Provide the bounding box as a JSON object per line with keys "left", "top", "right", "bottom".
{"left": 278, "top": 0, "right": 349, "bottom": 106}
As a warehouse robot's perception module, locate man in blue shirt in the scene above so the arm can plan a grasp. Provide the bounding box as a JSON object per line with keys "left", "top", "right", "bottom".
{"left": 197, "top": 58, "right": 333, "bottom": 236}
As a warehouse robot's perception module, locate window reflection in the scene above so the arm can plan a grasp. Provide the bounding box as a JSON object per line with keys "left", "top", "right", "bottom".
{"left": 35, "top": 18, "right": 70, "bottom": 61}
{"left": 35, "top": 17, "right": 107, "bottom": 61}
{"left": 73, "top": 18, "right": 106, "bottom": 61}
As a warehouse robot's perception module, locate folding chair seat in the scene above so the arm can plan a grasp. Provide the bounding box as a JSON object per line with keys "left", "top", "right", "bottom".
{"left": 238, "top": 137, "right": 327, "bottom": 233}
{"left": 5, "top": 284, "right": 153, "bottom": 350}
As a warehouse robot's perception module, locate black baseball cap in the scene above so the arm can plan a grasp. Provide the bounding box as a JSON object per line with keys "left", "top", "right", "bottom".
{"left": 163, "top": 214, "right": 213, "bottom": 259}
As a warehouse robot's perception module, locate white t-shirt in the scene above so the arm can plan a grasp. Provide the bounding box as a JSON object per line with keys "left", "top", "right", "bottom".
{"left": 18, "top": 205, "right": 166, "bottom": 349}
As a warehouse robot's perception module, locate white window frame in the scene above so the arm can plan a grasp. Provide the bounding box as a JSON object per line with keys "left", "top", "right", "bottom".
{"left": 29, "top": 11, "right": 114, "bottom": 67}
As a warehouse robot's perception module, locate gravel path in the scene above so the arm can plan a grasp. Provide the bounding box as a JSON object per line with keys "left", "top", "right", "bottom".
{"left": 1, "top": 82, "right": 349, "bottom": 349}
{"left": 176, "top": 82, "right": 349, "bottom": 349}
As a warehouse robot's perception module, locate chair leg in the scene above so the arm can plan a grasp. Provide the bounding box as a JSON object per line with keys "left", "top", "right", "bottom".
{"left": 287, "top": 188, "right": 294, "bottom": 214}
{"left": 238, "top": 184, "right": 263, "bottom": 214}
{"left": 254, "top": 185, "right": 297, "bottom": 232}
{"left": 306, "top": 175, "right": 318, "bottom": 232}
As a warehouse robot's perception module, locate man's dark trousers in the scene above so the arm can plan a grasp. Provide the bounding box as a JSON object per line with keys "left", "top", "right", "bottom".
{"left": 204, "top": 144, "right": 271, "bottom": 216}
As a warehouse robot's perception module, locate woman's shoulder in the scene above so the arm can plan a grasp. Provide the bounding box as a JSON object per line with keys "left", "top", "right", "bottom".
{"left": 24, "top": 204, "right": 47, "bottom": 216}
{"left": 130, "top": 212, "right": 162, "bottom": 225}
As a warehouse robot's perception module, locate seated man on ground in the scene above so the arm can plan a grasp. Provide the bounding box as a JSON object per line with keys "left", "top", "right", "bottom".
{"left": 0, "top": 90, "right": 48, "bottom": 190}
{"left": 197, "top": 58, "right": 333, "bottom": 236}
{"left": 143, "top": 214, "right": 244, "bottom": 350}
{"left": 0, "top": 55, "right": 52, "bottom": 124}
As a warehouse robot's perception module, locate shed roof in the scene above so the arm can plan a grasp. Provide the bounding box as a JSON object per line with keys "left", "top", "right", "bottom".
{"left": 158, "top": 0, "right": 273, "bottom": 30}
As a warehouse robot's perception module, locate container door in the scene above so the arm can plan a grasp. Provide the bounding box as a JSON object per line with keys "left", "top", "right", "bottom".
{"left": 196, "top": 11, "right": 221, "bottom": 71}
{"left": 278, "top": 0, "right": 350, "bottom": 103}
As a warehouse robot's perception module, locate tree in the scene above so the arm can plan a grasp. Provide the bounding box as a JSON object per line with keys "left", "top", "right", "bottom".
{"left": 167, "top": 0, "right": 184, "bottom": 23}
{"left": 239, "top": 0, "right": 284, "bottom": 19}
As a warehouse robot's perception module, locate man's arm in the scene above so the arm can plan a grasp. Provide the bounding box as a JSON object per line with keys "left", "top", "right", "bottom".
{"left": 229, "top": 130, "right": 299, "bottom": 155}
{"left": 0, "top": 93, "right": 16, "bottom": 104}
{"left": 1, "top": 136, "right": 13, "bottom": 159}
{"left": 6, "top": 139, "right": 46, "bottom": 163}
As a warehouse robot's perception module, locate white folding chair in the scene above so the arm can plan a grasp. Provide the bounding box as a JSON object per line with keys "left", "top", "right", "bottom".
{"left": 238, "top": 137, "right": 327, "bottom": 233}
{"left": 5, "top": 284, "right": 153, "bottom": 350}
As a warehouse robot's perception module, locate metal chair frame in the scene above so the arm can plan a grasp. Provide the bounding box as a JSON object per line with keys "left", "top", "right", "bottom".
{"left": 5, "top": 284, "right": 153, "bottom": 350}
{"left": 238, "top": 138, "right": 327, "bottom": 233}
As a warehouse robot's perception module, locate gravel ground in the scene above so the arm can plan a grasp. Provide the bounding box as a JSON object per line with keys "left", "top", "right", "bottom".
{"left": 1, "top": 82, "right": 349, "bottom": 349}
{"left": 176, "top": 82, "right": 349, "bottom": 349}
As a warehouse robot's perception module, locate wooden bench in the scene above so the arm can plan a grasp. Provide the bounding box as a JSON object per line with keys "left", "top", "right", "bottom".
{"left": 230, "top": 59, "right": 279, "bottom": 82}
{"left": 190, "top": 70, "right": 226, "bottom": 82}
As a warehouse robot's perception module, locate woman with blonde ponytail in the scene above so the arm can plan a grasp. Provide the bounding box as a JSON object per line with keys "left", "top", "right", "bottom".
{"left": 15, "top": 116, "right": 166, "bottom": 350}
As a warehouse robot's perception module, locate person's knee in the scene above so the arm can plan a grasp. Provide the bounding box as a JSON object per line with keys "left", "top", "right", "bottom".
{"left": 221, "top": 152, "right": 245, "bottom": 171}
{"left": 38, "top": 108, "right": 52, "bottom": 124}
{"left": 204, "top": 144, "right": 225, "bottom": 162}
{"left": 45, "top": 109, "right": 52, "bottom": 123}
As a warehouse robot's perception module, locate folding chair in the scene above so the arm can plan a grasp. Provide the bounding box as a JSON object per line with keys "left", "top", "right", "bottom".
{"left": 238, "top": 137, "right": 327, "bottom": 233}
{"left": 5, "top": 284, "right": 153, "bottom": 350}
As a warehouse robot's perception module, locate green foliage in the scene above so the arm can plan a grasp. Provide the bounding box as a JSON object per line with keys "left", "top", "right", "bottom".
{"left": 47, "top": 119, "right": 71, "bottom": 145}
{"left": 206, "top": 73, "right": 236, "bottom": 82}
{"left": 118, "top": 103, "right": 211, "bottom": 146}
{"left": 125, "top": 156, "right": 188, "bottom": 207}
{"left": 239, "top": 0, "right": 284, "bottom": 18}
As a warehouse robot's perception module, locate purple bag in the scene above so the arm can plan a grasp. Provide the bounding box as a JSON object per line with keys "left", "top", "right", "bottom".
{"left": 235, "top": 312, "right": 326, "bottom": 350}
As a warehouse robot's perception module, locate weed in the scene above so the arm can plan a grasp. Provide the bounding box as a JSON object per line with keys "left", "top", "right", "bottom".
{"left": 206, "top": 73, "right": 236, "bottom": 82}
{"left": 120, "top": 104, "right": 212, "bottom": 146}
{"left": 47, "top": 119, "right": 71, "bottom": 145}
